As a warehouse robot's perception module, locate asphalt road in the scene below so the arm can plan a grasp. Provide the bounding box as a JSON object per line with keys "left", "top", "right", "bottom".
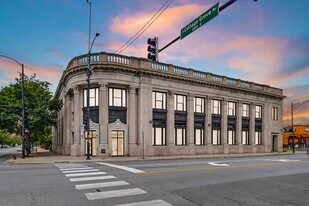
{"left": 0, "top": 154, "right": 308, "bottom": 206}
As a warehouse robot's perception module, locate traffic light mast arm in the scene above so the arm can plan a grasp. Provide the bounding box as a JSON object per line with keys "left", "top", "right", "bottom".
{"left": 159, "top": 0, "right": 254, "bottom": 53}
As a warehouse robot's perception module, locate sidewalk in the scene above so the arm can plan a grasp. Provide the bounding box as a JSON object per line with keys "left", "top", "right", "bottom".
{"left": 5, "top": 148, "right": 307, "bottom": 164}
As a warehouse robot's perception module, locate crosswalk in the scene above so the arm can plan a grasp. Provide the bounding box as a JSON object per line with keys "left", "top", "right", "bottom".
{"left": 54, "top": 163, "right": 172, "bottom": 205}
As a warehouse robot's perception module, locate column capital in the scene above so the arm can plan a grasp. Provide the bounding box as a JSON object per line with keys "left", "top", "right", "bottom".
{"left": 168, "top": 90, "right": 175, "bottom": 97}
{"left": 129, "top": 85, "right": 139, "bottom": 94}
{"left": 188, "top": 93, "right": 194, "bottom": 101}
{"left": 73, "top": 86, "right": 79, "bottom": 94}
{"left": 207, "top": 96, "right": 212, "bottom": 103}
{"left": 98, "top": 81, "right": 108, "bottom": 91}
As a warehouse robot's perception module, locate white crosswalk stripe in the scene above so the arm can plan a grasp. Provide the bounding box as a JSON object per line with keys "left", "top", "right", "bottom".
{"left": 60, "top": 167, "right": 94, "bottom": 171}
{"left": 85, "top": 188, "right": 147, "bottom": 200}
{"left": 69, "top": 175, "right": 116, "bottom": 182}
{"left": 115, "top": 199, "right": 172, "bottom": 206}
{"left": 75, "top": 181, "right": 129, "bottom": 190}
{"left": 65, "top": 172, "right": 106, "bottom": 177}
{"left": 55, "top": 163, "right": 172, "bottom": 205}
{"left": 62, "top": 169, "right": 99, "bottom": 174}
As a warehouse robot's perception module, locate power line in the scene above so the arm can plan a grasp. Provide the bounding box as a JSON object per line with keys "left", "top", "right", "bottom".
{"left": 116, "top": 0, "right": 174, "bottom": 54}
{"left": 114, "top": 0, "right": 172, "bottom": 54}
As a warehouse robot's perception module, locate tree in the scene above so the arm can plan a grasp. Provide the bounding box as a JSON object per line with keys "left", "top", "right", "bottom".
{"left": 0, "top": 73, "right": 61, "bottom": 146}
{"left": 0, "top": 132, "right": 10, "bottom": 148}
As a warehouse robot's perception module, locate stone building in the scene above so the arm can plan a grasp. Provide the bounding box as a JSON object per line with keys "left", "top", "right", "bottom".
{"left": 52, "top": 52, "right": 285, "bottom": 157}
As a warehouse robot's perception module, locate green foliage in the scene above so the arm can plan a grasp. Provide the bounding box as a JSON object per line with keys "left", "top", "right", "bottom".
{"left": 0, "top": 132, "right": 10, "bottom": 147}
{"left": 0, "top": 73, "right": 61, "bottom": 143}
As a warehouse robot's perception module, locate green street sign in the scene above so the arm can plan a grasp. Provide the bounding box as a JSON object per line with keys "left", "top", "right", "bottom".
{"left": 180, "top": 2, "right": 219, "bottom": 39}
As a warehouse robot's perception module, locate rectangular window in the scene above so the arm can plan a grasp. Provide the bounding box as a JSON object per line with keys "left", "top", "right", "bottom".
{"left": 175, "top": 128, "right": 186, "bottom": 145}
{"left": 109, "top": 88, "right": 126, "bottom": 107}
{"left": 255, "top": 105, "right": 262, "bottom": 118}
{"left": 228, "top": 102, "right": 236, "bottom": 116}
{"left": 174, "top": 94, "right": 186, "bottom": 111}
{"left": 242, "top": 104, "right": 250, "bottom": 117}
{"left": 228, "top": 130, "right": 236, "bottom": 145}
{"left": 195, "top": 129, "right": 204, "bottom": 145}
{"left": 272, "top": 107, "right": 278, "bottom": 120}
{"left": 212, "top": 129, "right": 221, "bottom": 145}
{"left": 212, "top": 99, "right": 221, "bottom": 115}
{"left": 152, "top": 127, "right": 166, "bottom": 146}
{"left": 152, "top": 91, "right": 166, "bottom": 110}
{"left": 194, "top": 97, "right": 205, "bottom": 113}
{"left": 242, "top": 131, "right": 249, "bottom": 145}
{"left": 255, "top": 131, "right": 262, "bottom": 145}
{"left": 83, "top": 88, "right": 99, "bottom": 107}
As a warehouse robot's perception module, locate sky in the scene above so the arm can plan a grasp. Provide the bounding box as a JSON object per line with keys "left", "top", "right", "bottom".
{"left": 0, "top": 0, "right": 308, "bottom": 126}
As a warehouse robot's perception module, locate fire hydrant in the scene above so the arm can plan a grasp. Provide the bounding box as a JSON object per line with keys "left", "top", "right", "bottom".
{"left": 13, "top": 154, "right": 16, "bottom": 160}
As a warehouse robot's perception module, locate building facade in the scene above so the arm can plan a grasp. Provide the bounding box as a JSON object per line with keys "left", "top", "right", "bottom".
{"left": 283, "top": 125, "right": 309, "bottom": 148}
{"left": 52, "top": 52, "right": 285, "bottom": 157}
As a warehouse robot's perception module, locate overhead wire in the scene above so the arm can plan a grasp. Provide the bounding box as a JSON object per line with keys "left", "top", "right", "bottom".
{"left": 115, "top": 0, "right": 174, "bottom": 54}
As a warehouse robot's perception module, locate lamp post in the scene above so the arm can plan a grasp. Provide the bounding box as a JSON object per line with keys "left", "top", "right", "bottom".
{"left": 291, "top": 99, "right": 309, "bottom": 153}
{"left": 85, "top": 0, "right": 100, "bottom": 160}
{"left": 0, "top": 55, "right": 26, "bottom": 159}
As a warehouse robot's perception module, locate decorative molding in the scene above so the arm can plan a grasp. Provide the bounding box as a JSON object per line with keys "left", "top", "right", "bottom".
{"left": 108, "top": 119, "right": 126, "bottom": 130}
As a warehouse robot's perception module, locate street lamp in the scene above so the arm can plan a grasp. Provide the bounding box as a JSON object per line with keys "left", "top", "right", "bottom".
{"left": 291, "top": 99, "right": 309, "bottom": 153}
{"left": 85, "top": 0, "right": 100, "bottom": 160}
{"left": 0, "top": 55, "right": 26, "bottom": 159}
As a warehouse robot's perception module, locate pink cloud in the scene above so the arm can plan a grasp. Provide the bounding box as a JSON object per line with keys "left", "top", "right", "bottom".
{"left": 0, "top": 59, "right": 62, "bottom": 85}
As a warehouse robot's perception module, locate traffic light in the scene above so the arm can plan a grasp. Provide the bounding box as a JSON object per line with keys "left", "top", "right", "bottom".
{"left": 147, "top": 37, "right": 158, "bottom": 61}
{"left": 83, "top": 114, "right": 87, "bottom": 129}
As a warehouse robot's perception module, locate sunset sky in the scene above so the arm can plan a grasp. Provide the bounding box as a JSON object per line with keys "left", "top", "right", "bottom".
{"left": 0, "top": 0, "right": 308, "bottom": 126}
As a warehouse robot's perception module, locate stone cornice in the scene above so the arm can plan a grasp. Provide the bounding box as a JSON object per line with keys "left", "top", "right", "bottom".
{"left": 54, "top": 52, "right": 286, "bottom": 101}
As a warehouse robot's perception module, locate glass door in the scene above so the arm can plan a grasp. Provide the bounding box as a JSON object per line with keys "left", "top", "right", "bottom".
{"left": 85, "top": 130, "right": 97, "bottom": 156}
{"left": 111, "top": 130, "right": 124, "bottom": 156}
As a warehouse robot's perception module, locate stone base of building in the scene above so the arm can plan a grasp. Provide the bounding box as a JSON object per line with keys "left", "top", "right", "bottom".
{"left": 97, "top": 143, "right": 108, "bottom": 157}
{"left": 71, "top": 144, "right": 81, "bottom": 157}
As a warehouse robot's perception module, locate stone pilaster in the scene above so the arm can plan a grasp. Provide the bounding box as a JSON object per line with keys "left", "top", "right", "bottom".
{"left": 250, "top": 103, "right": 256, "bottom": 153}
{"left": 262, "top": 104, "right": 270, "bottom": 152}
{"left": 128, "top": 85, "right": 138, "bottom": 156}
{"left": 64, "top": 93, "right": 72, "bottom": 155}
{"left": 71, "top": 86, "right": 81, "bottom": 156}
{"left": 167, "top": 90, "right": 175, "bottom": 155}
{"left": 188, "top": 93, "right": 195, "bottom": 155}
{"left": 237, "top": 100, "right": 243, "bottom": 153}
{"left": 222, "top": 99, "right": 229, "bottom": 153}
{"left": 97, "top": 81, "right": 108, "bottom": 156}
{"left": 206, "top": 96, "right": 213, "bottom": 154}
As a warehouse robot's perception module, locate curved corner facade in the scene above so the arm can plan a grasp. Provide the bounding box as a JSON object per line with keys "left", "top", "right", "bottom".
{"left": 52, "top": 52, "right": 285, "bottom": 157}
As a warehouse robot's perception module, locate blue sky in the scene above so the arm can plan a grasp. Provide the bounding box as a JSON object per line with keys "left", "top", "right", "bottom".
{"left": 0, "top": 0, "right": 308, "bottom": 125}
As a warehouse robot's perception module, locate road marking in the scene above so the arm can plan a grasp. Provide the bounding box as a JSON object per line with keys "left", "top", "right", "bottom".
{"left": 208, "top": 162, "right": 229, "bottom": 167}
{"left": 75, "top": 181, "right": 129, "bottom": 190}
{"left": 96, "top": 162, "right": 144, "bottom": 173}
{"left": 60, "top": 167, "right": 94, "bottom": 171}
{"left": 115, "top": 199, "right": 172, "bottom": 206}
{"left": 62, "top": 169, "right": 99, "bottom": 174}
{"left": 70, "top": 175, "right": 116, "bottom": 182}
{"left": 272, "top": 159, "right": 300, "bottom": 162}
{"left": 85, "top": 188, "right": 147, "bottom": 200}
{"left": 65, "top": 172, "right": 106, "bottom": 177}
{"left": 139, "top": 160, "right": 309, "bottom": 175}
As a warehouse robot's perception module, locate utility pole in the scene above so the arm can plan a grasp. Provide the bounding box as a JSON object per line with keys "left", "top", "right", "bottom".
{"left": 85, "top": 0, "right": 100, "bottom": 160}
{"left": 0, "top": 55, "right": 26, "bottom": 159}
{"left": 290, "top": 99, "right": 309, "bottom": 154}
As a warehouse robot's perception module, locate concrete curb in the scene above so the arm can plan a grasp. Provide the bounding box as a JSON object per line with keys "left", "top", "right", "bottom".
{"left": 5, "top": 151, "right": 307, "bottom": 164}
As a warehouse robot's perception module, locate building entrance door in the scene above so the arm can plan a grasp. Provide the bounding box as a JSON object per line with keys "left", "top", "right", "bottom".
{"left": 85, "top": 130, "right": 97, "bottom": 156}
{"left": 272, "top": 134, "right": 278, "bottom": 152}
{"left": 111, "top": 130, "right": 124, "bottom": 156}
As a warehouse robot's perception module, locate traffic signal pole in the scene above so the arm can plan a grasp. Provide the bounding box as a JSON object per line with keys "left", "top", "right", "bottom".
{"left": 158, "top": 0, "right": 257, "bottom": 53}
